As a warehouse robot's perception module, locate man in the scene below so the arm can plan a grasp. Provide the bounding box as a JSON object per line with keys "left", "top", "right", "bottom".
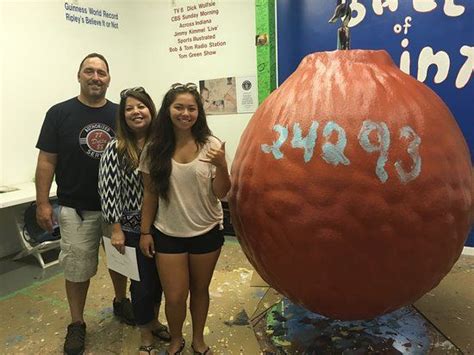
{"left": 35, "top": 53, "right": 134, "bottom": 355}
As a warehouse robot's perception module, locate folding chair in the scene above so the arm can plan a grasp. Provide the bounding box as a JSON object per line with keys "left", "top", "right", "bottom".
{"left": 13, "top": 200, "right": 61, "bottom": 269}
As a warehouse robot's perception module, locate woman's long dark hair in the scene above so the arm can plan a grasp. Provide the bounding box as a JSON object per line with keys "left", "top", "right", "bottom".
{"left": 116, "top": 89, "right": 156, "bottom": 170}
{"left": 146, "top": 86, "right": 211, "bottom": 202}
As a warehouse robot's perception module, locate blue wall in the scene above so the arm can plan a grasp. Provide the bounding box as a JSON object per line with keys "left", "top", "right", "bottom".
{"left": 276, "top": 0, "right": 473, "bottom": 246}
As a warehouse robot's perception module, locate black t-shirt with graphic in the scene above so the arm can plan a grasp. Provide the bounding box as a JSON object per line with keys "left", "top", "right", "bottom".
{"left": 36, "top": 97, "right": 117, "bottom": 211}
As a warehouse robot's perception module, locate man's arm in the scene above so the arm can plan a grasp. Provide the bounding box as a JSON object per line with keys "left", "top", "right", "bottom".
{"left": 35, "top": 150, "right": 57, "bottom": 232}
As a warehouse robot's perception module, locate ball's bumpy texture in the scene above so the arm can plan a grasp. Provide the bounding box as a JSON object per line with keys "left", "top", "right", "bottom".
{"left": 229, "top": 50, "right": 472, "bottom": 320}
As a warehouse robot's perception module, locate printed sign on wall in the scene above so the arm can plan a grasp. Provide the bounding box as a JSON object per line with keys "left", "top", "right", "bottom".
{"left": 64, "top": 2, "right": 119, "bottom": 29}
{"left": 168, "top": 1, "right": 226, "bottom": 60}
{"left": 199, "top": 76, "right": 257, "bottom": 115}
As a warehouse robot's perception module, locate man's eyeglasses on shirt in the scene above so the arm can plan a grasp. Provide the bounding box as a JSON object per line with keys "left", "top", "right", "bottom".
{"left": 171, "top": 82, "right": 198, "bottom": 91}
{"left": 120, "top": 86, "right": 145, "bottom": 98}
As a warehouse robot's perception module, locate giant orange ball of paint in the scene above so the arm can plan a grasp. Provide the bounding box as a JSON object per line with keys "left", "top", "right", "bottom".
{"left": 229, "top": 50, "right": 472, "bottom": 320}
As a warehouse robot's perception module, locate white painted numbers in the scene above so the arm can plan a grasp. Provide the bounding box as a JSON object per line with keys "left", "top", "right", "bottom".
{"left": 358, "top": 121, "right": 390, "bottom": 183}
{"left": 261, "top": 120, "right": 422, "bottom": 184}
{"left": 261, "top": 125, "right": 287, "bottom": 160}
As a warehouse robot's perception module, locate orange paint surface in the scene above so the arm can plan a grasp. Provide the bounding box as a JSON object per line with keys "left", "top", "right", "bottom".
{"left": 229, "top": 50, "right": 472, "bottom": 320}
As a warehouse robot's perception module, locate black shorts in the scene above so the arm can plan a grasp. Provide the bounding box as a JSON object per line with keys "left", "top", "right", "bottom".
{"left": 153, "top": 224, "right": 224, "bottom": 254}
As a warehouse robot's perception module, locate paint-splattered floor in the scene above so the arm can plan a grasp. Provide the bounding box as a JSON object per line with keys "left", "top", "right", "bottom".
{"left": 249, "top": 253, "right": 473, "bottom": 355}
{"left": 0, "top": 237, "right": 472, "bottom": 354}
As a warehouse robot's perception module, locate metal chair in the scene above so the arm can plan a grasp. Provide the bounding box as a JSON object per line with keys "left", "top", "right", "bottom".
{"left": 13, "top": 200, "right": 61, "bottom": 269}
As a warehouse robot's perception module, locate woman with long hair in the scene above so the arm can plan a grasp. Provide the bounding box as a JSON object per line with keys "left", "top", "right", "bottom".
{"left": 99, "top": 87, "right": 170, "bottom": 355}
{"left": 139, "top": 83, "right": 231, "bottom": 355}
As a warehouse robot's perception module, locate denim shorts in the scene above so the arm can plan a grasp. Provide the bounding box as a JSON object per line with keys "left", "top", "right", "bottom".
{"left": 153, "top": 224, "right": 224, "bottom": 254}
{"left": 58, "top": 206, "right": 105, "bottom": 282}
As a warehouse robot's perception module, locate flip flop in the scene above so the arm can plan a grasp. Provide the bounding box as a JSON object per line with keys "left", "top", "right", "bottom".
{"left": 191, "top": 343, "right": 211, "bottom": 354}
{"left": 166, "top": 338, "right": 185, "bottom": 355}
{"left": 139, "top": 344, "right": 156, "bottom": 354}
{"left": 151, "top": 324, "right": 171, "bottom": 342}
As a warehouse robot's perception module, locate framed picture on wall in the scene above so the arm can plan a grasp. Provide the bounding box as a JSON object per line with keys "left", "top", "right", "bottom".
{"left": 199, "top": 76, "right": 257, "bottom": 115}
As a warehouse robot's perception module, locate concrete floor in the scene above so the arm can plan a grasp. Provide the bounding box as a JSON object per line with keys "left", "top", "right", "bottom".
{"left": 0, "top": 237, "right": 472, "bottom": 354}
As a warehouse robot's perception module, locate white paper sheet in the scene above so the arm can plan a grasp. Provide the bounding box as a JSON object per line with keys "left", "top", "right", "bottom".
{"left": 102, "top": 237, "right": 140, "bottom": 281}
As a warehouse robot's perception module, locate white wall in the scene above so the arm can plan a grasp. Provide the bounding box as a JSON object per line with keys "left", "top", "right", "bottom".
{"left": 0, "top": 0, "right": 256, "bottom": 186}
